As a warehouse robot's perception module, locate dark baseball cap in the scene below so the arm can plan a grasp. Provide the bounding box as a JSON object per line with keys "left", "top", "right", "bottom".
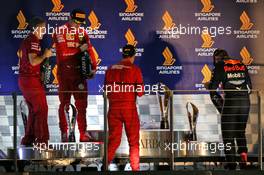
{"left": 71, "top": 9, "right": 86, "bottom": 24}
{"left": 213, "top": 49, "right": 229, "bottom": 59}
{"left": 122, "top": 44, "right": 136, "bottom": 58}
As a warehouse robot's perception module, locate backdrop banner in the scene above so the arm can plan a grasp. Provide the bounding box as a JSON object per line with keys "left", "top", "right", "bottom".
{"left": 0, "top": 0, "right": 263, "bottom": 94}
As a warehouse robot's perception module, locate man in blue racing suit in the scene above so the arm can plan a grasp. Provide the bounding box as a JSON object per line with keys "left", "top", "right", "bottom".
{"left": 209, "top": 49, "right": 252, "bottom": 170}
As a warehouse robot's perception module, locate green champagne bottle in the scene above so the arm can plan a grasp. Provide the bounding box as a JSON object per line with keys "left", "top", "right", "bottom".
{"left": 41, "top": 58, "right": 51, "bottom": 84}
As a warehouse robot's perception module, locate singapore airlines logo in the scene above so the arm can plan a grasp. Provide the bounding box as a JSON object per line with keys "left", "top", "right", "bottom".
{"left": 119, "top": 0, "right": 143, "bottom": 21}
{"left": 162, "top": 11, "right": 176, "bottom": 30}
{"left": 124, "top": 0, "right": 138, "bottom": 13}
{"left": 162, "top": 47, "right": 175, "bottom": 66}
{"left": 92, "top": 47, "right": 102, "bottom": 65}
{"left": 201, "top": 0, "right": 214, "bottom": 13}
{"left": 240, "top": 47, "right": 253, "bottom": 65}
{"left": 201, "top": 31, "right": 214, "bottom": 48}
{"left": 12, "top": 10, "right": 30, "bottom": 38}
{"left": 17, "top": 10, "right": 28, "bottom": 30}
{"left": 201, "top": 64, "right": 212, "bottom": 83}
{"left": 157, "top": 47, "right": 181, "bottom": 74}
{"left": 88, "top": 11, "right": 101, "bottom": 30}
{"left": 125, "top": 29, "right": 137, "bottom": 46}
{"left": 195, "top": 0, "right": 220, "bottom": 21}
{"left": 51, "top": 0, "right": 64, "bottom": 13}
{"left": 52, "top": 65, "right": 58, "bottom": 84}
{"left": 240, "top": 11, "right": 253, "bottom": 30}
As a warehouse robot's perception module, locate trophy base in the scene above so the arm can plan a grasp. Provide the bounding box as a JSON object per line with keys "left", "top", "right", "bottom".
{"left": 160, "top": 120, "right": 169, "bottom": 129}
{"left": 184, "top": 131, "right": 197, "bottom": 141}
{"left": 116, "top": 131, "right": 224, "bottom": 158}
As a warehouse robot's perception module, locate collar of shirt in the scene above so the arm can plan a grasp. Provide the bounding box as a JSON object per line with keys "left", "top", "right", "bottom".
{"left": 120, "top": 59, "right": 133, "bottom": 66}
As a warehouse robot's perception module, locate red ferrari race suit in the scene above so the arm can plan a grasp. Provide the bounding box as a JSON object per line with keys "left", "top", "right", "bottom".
{"left": 104, "top": 59, "right": 144, "bottom": 171}
{"left": 18, "top": 33, "right": 49, "bottom": 145}
{"left": 53, "top": 23, "right": 97, "bottom": 139}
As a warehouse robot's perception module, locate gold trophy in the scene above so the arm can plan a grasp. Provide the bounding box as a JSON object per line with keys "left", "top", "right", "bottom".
{"left": 157, "top": 83, "right": 173, "bottom": 129}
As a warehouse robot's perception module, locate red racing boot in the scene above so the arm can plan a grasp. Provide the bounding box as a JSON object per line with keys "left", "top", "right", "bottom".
{"left": 239, "top": 152, "right": 248, "bottom": 169}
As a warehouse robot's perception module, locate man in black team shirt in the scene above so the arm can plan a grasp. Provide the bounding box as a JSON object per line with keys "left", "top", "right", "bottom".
{"left": 209, "top": 49, "right": 252, "bottom": 170}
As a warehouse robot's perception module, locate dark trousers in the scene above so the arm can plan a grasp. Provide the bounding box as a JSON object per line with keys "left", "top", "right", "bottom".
{"left": 221, "top": 94, "right": 250, "bottom": 163}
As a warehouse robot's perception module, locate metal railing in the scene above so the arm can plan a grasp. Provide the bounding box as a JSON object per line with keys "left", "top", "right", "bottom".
{"left": 0, "top": 90, "right": 262, "bottom": 172}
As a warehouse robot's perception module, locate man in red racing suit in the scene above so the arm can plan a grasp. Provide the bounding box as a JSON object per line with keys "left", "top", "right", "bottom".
{"left": 53, "top": 9, "right": 97, "bottom": 142}
{"left": 104, "top": 44, "right": 144, "bottom": 171}
{"left": 18, "top": 17, "right": 52, "bottom": 145}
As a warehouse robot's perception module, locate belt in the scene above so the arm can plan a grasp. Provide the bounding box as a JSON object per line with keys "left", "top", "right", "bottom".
{"left": 64, "top": 65, "right": 81, "bottom": 69}
{"left": 58, "top": 63, "right": 80, "bottom": 69}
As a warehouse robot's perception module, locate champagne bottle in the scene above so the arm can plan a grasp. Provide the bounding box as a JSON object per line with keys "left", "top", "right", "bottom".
{"left": 41, "top": 58, "right": 51, "bottom": 84}
{"left": 78, "top": 35, "right": 93, "bottom": 79}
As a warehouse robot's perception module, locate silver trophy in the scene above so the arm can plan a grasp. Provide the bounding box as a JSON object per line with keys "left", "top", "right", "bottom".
{"left": 20, "top": 100, "right": 28, "bottom": 132}
{"left": 64, "top": 104, "right": 78, "bottom": 142}
{"left": 186, "top": 102, "right": 199, "bottom": 141}
{"left": 156, "top": 83, "right": 173, "bottom": 129}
